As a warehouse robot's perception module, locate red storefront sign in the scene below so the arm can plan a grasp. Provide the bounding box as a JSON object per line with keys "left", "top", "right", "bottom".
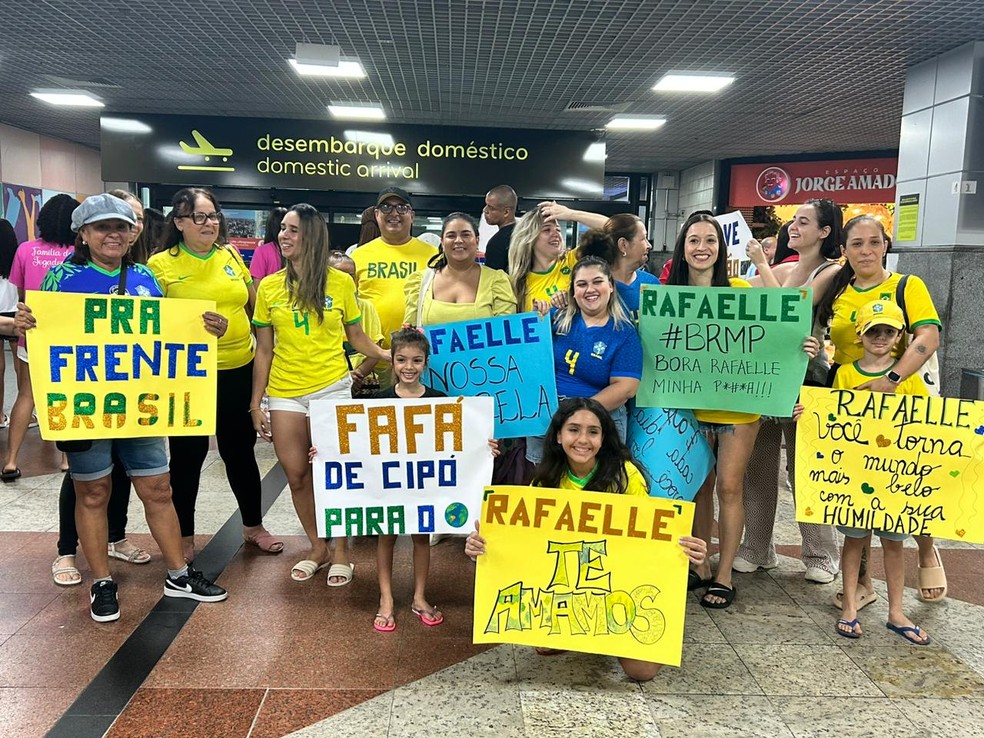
{"left": 729, "top": 158, "right": 897, "bottom": 206}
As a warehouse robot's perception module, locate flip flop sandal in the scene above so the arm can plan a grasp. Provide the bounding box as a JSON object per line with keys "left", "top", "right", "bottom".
{"left": 243, "top": 529, "right": 284, "bottom": 554}
{"left": 917, "top": 545, "right": 947, "bottom": 603}
{"left": 410, "top": 606, "right": 444, "bottom": 626}
{"left": 832, "top": 588, "right": 878, "bottom": 611}
{"left": 373, "top": 614, "right": 396, "bottom": 633}
{"left": 291, "top": 559, "right": 329, "bottom": 582}
{"left": 886, "top": 622, "right": 930, "bottom": 645}
{"left": 51, "top": 555, "right": 82, "bottom": 586}
{"left": 326, "top": 563, "right": 355, "bottom": 587}
{"left": 107, "top": 539, "right": 152, "bottom": 564}
{"left": 1, "top": 467, "right": 21, "bottom": 483}
{"left": 836, "top": 618, "right": 862, "bottom": 639}
{"left": 700, "top": 582, "right": 737, "bottom": 609}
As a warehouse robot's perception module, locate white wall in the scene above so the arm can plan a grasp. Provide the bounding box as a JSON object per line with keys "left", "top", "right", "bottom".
{"left": 678, "top": 161, "right": 717, "bottom": 216}
{"left": 0, "top": 123, "right": 102, "bottom": 195}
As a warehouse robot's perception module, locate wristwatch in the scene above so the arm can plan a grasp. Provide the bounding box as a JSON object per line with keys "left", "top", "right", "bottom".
{"left": 886, "top": 370, "right": 903, "bottom": 384}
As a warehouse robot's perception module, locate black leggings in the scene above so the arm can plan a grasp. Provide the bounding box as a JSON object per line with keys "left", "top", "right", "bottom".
{"left": 57, "top": 457, "right": 131, "bottom": 556}
{"left": 168, "top": 360, "right": 262, "bottom": 536}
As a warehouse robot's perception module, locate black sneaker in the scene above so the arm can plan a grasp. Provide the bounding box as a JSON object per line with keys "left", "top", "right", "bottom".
{"left": 90, "top": 580, "right": 120, "bottom": 622}
{"left": 163, "top": 566, "right": 228, "bottom": 602}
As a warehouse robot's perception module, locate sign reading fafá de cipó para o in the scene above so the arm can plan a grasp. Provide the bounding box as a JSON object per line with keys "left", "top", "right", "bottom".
{"left": 472, "top": 486, "right": 695, "bottom": 667}
{"left": 100, "top": 113, "right": 605, "bottom": 199}
{"left": 637, "top": 285, "right": 812, "bottom": 416}
{"left": 310, "top": 397, "right": 495, "bottom": 537}
{"left": 27, "top": 291, "right": 218, "bottom": 440}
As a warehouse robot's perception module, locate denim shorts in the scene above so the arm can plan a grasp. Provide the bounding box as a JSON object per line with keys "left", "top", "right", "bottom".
{"left": 837, "top": 526, "right": 908, "bottom": 543}
{"left": 697, "top": 421, "right": 736, "bottom": 435}
{"left": 267, "top": 375, "right": 353, "bottom": 415}
{"left": 67, "top": 437, "right": 169, "bottom": 482}
{"left": 526, "top": 402, "right": 627, "bottom": 464}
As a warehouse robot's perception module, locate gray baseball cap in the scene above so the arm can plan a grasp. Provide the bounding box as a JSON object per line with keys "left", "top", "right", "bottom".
{"left": 71, "top": 193, "right": 136, "bottom": 232}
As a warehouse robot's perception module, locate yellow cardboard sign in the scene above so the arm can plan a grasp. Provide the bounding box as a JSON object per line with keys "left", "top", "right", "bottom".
{"left": 796, "top": 387, "right": 984, "bottom": 543}
{"left": 472, "top": 485, "right": 695, "bottom": 667}
{"left": 27, "top": 291, "right": 218, "bottom": 440}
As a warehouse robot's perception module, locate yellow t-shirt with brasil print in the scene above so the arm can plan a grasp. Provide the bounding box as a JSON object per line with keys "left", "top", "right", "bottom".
{"left": 147, "top": 243, "right": 254, "bottom": 370}
{"left": 556, "top": 460, "right": 649, "bottom": 497}
{"left": 522, "top": 249, "right": 578, "bottom": 312}
{"left": 253, "top": 268, "right": 361, "bottom": 397}
{"left": 830, "top": 273, "right": 941, "bottom": 366}
{"left": 353, "top": 236, "right": 437, "bottom": 346}
{"left": 693, "top": 277, "right": 761, "bottom": 426}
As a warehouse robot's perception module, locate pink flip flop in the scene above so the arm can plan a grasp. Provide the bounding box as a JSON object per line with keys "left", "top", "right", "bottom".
{"left": 410, "top": 606, "right": 444, "bottom": 627}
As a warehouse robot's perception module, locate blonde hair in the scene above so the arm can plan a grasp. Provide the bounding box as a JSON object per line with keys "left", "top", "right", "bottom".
{"left": 508, "top": 206, "right": 547, "bottom": 309}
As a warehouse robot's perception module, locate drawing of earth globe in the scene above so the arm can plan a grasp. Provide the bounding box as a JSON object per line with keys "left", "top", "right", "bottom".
{"left": 445, "top": 502, "right": 469, "bottom": 528}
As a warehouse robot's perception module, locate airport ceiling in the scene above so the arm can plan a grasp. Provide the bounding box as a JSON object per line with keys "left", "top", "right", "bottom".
{"left": 1, "top": 0, "right": 981, "bottom": 173}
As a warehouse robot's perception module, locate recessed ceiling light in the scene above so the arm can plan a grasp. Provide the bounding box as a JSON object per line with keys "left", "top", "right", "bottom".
{"left": 606, "top": 116, "right": 667, "bottom": 130}
{"left": 344, "top": 130, "right": 395, "bottom": 146}
{"left": 652, "top": 72, "right": 735, "bottom": 93}
{"left": 30, "top": 90, "right": 104, "bottom": 107}
{"left": 329, "top": 104, "right": 385, "bottom": 120}
{"left": 288, "top": 58, "right": 366, "bottom": 78}
{"left": 101, "top": 117, "right": 152, "bottom": 133}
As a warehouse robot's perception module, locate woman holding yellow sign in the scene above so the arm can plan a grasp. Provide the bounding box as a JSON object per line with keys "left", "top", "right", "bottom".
{"left": 250, "top": 203, "right": 390, "bottom": 586}
{"left": 817, "top": 214, "right": 946, "bottom": 606}
{"left": 465, "top": 397, "right": 707, "bottom": 681}
{"left": 149, "top": 187, "right": 279, "bottom": 562}
{"left": 19, "top": 193, "right": 228, "bottom": 622}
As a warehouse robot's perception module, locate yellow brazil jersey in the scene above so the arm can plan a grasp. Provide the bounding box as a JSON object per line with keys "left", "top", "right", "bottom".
{"left": 693, "top": 277, "right": 761, "bottom": 425}
{"left": 352, "top": 236, "right": 437, "bottom": 346}
{"left": 253, "top": 268, "right": 361, "bottom": 397}
{"left": 556, "top": 460, "right": 648, "bottom": 497}
{"left": 522, "top": 249, "right": 578, "bottom": 312}
{"left": 833, "top": 361, "right": 928, "bottom": 397}
{"left": 147, "top": 243, "right": 254, "bottom": 370}
{"left": 830, "top": 273, "right": 942, "bottom": 366}
{"left": 344, "top": 296, "right": 384, "bottom": 371}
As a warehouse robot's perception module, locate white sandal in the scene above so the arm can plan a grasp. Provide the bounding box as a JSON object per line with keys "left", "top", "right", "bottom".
{"left": 107, "top": 538, "right": 151, "bottom": 564}
{"left": 51, "top": 555, "right": 82, "bottom": 586}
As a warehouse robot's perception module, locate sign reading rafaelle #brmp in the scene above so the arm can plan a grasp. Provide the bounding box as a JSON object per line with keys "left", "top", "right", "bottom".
{"left": 101, "top": 114, "right": 605, "bottom": 198}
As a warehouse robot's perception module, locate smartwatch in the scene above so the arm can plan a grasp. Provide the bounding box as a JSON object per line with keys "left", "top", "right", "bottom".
{"left": 886, "top": 370, "right": 903, "bottom": 384}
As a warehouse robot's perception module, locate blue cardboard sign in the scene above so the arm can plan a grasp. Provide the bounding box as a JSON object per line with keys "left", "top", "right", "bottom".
{"left": 424, "top": 312, "right": 558, "bottom": 438}
{"left": 627, "top": 405, "right": 715, "bottom": 502}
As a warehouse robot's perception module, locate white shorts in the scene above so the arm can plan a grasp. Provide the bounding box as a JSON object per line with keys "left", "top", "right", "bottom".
{"left": 267, "top": 376, "right": 353, "bottom": 415}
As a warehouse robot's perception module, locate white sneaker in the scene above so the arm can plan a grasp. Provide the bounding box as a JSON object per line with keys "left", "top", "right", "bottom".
{"left": 732, "top": 555, "right": 777, "bottom": 573}
{"left": 804, "top": 566, "right": 837, "bottom": 584}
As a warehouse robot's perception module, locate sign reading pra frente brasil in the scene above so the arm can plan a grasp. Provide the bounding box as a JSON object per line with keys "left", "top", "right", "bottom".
{"left": 423, "top": 313, "right": 557, "bottom": 438}
{"left": 473, "top": 486, "right": 695, "bottom": 667}
{"left": 27, "top": 291, "right": 218, "bottom": 440}
{"left": 637, "top": 285, "right": 812, "bottom": 417}
{"left": 310, "top": 397, "right": 494, "bottom": 537}
{"left": 100, "top": 113, "right": 605, "bottom": 198}
{"left": 795, "top": 387, "right": 984, "bottom": 543}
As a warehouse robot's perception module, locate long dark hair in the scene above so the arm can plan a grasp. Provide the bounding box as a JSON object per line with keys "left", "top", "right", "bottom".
{"left": 358, "top": 206, "right": 381, "bottom": 246}
{"left": 577, "top": 214, "right": 640, "bottom": 266}
{"left": 532, "top": 398, "right": 638, "bottom": 495}
{"left": 0, "top": 220, "right": 17, "bottom": 278}
{"left": 428, "top": 211, "right": 480, "bottom": 270}
{"left": 158, "top": 187, "right": 221, "bottom": 254}
{"left": 263, "top": 207, "right": 288, "bottom": 246}
{"left": 816, "top": 214, "right": 890, "bottom": 328}
{"left": 803, "top": 198, "right": 843, "bottom": 259}
{"left": 665, "top": 213, "right": 729, "bottom": 287}
{"left": 772, "top": 221, "right": 795, "bottom": 264}
{"left": 133, "top": 207, "right": 165, "bottom": 265}
{"left": 37, "top": 194, "right": 77, "bottom": 247}
{"left": 284, "top": 203, "right": 332, "bottom": 323}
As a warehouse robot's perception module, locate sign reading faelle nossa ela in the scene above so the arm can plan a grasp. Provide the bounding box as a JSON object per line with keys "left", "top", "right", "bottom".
{"left": 100, "top": 114, "right": 605, "bottom": 198}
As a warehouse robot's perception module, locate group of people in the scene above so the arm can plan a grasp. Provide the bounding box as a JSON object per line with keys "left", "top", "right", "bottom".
{"left": 8, "top": 185, "right": 946, "bottom": 672}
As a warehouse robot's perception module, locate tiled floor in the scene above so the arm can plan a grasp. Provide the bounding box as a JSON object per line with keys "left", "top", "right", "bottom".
{"left": 1, "top": 419, "right": 983, "bottom": 737}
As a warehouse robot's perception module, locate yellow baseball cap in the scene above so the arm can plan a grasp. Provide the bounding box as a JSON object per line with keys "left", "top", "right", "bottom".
{"left": 855, "top": 300, "right": 905, "bottom": 335}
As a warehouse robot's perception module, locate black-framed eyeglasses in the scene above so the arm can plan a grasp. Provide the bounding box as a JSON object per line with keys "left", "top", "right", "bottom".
{"left": 377, "top": 203, "right": 411, "bottom": 215}
{"left": 176, "top": 211, "right": 222, "bottom": 225}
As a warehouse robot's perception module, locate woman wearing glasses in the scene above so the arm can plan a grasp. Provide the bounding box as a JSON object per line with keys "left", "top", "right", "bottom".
{"left": 148, "top": 187, "right": 279, "bottom": 562}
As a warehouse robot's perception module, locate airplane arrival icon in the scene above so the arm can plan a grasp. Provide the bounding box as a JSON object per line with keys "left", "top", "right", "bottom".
{"left": 177, "top": 130, "right": 235, "bottom": 172}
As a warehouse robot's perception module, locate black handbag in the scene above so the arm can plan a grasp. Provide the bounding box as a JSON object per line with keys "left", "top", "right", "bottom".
{"left": 56, "top": 266, "right": 128, "bottom": 453}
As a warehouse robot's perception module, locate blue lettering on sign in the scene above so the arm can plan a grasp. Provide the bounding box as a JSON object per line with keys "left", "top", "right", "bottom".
{"left": 417, "top": 505, "right": 435, "bottom": 532}
{"left": 721, "top": 221, "right": 740, "bottom": 247}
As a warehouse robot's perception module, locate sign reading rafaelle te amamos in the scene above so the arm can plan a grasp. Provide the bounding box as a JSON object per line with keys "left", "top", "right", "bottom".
{"left": 101, "top": 113, "right": 605, "bottom": 198}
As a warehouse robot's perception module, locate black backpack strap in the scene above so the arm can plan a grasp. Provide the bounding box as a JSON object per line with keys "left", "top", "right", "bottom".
{"left": 117, "top": 265, "right": 128, "bottom": 295}
{"left": 894, "top": 274, "right": 910, "bottom": 332}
